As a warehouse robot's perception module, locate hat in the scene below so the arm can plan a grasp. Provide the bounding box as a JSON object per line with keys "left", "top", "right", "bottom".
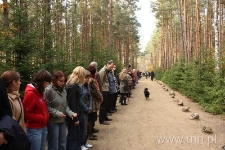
{"left": 202, "top": 126, "right": 213, "bottom": 133}
{"left": 181, "top": 107, "right": 190, "bottom": 112}
{"left": 144, "top": 88, "right": 148, "bottom": 90}
{"left": 189, "top": 113, "right": 199, "bottom": 120}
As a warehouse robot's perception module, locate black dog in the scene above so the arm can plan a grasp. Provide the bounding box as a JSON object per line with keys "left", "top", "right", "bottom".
{"left": 144, "top": 88, "right": 150, "bottom": 100}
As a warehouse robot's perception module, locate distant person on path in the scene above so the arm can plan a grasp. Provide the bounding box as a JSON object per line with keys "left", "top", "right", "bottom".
{"left": 150, "top": 70, "right": 155, "bottom": 81}
{"left": 23, "top": 70, "right": 52, "bottom": 150}
{"left": 145, "top": 72, "right": 148, "bottom": 79}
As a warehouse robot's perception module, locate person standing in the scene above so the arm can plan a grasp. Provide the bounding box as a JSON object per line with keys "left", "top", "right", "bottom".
{"left": 66, "top": 66, "right": 86, "bottom": 150}
{"left": 89, "top": 62, "right": 101, "bottom": 133}
{"left": 23, "top": 70, "right": 52, "bottom": 150}
{"left": 119, "top": 69, "right": 130, "bottom": 105}
{"left": 87, "top": 65, "right": 103, "bottom": 140}
{"left": 79, "top": 70, "right": 93, "bottom": 150}
{"left": 45, "top": 70, "right": 74, "bottom": 150}
{"left": 98, "top": 60, "right": 114, "bottom": 125}
{"left": 111, "top": 65, "right": 119, "bottom": 111}
{"left": 1, "top": 70, "right": 26, "bottom": 132}
{"left": 150, "top": 70, "right": 155, "bottom": 81}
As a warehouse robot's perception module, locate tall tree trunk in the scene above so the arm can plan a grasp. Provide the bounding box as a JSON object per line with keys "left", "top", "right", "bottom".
{"left": 184, "top": 0, "right": 187, "bottom": 62}
{"left": 196, "top": 0, "right": 201, "bottom": 60}
{"left": 214, "top": 0, "right": 220, "bottom": 70}
{"left": 177, "top": 0, "right": 185, "bottom": 60}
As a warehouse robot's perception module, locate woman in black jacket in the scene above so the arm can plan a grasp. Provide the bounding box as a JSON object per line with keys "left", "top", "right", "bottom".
{"left": 66, "top": 66, "right": 86, "bottom": 150}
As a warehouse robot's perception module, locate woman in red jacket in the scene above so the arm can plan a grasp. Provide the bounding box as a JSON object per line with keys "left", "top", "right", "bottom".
{"left": 23, "top": 70, "right": 51, "bottom": 150}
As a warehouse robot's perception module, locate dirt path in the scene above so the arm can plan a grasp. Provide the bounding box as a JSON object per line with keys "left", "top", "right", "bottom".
{"left": 90, "top": 77, "right": 225, "bottom": 150}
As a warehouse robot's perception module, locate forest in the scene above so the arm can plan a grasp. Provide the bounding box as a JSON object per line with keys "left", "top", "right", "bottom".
{"left": 147, "top": 0, "right": 225, "bottom": 114}
{"left": 1, "top": 0, "right": 225, "bottom": 114}
{"left": 0, "top": 0, "right": 140, "bottom": 90}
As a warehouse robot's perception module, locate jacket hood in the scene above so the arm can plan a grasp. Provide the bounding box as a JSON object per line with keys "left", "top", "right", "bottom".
{"left": 25, "top": 84, "right": 38, "bottom": 95}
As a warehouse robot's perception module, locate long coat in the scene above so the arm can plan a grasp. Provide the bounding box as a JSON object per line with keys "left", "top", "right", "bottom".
{"left": 119, "top": 74, "right": 131, "bottom": 94}
{"left": 89, "top": 78, "right": 103, "bottom": 112}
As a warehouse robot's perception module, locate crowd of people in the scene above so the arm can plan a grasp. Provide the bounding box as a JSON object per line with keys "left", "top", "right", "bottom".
{"left": 144, "top": 71, "right": 154, "bottom": 81}
{"left": 0, "top": 60, "right": 142, "bottom": 150}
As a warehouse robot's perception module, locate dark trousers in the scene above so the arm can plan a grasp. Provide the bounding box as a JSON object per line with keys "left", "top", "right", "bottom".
{"left": 66, "top": 122, "right": 81, "bottom": 150}
{"left": 120, "top": 93, "right": 128, "bottom": 104}
{"left": 99, "top": 91, "right": 109, "bottom": 123}
{"left": 110, "top": 93, "right": 117, "bottom": 110}
{"left": 151, "top": 76, "right": 154, "bottom": 81}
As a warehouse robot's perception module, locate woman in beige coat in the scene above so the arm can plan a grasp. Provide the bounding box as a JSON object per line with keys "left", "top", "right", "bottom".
{"left": 1, "top": 70, "right": 26, "bottom": 132}
{"left": 119, "top": 69, "right": 131, "bottom": 105}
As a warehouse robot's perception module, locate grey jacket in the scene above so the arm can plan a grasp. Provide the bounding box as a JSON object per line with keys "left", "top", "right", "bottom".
{"left": 99, "top": 65, "right": 110, "bottom": 92}
{"left": 45, "top": 84, "right": 74, "bottom": 123}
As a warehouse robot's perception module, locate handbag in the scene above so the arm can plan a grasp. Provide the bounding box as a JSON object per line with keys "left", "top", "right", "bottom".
{"left": 123, "top": 80, "right": 129, "bottom": 91}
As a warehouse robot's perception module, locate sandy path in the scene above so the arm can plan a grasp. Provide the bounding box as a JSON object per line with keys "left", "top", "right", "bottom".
{"left": 89, "top": 77, "right": 225, "bottom": 150}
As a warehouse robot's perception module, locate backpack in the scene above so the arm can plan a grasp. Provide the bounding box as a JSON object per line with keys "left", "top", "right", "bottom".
{"left": 123, "top": 80, "right": 129, "bottom": 91}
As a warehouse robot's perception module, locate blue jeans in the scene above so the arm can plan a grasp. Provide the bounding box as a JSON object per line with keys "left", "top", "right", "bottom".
{"left": 66, "top": 122, "right": 81, "bottom": 150}
{"left": 47, "top": 122, "right": 66, "bottom": 150}
{"left": 26, "top": 126, "right": 48, "bottom": 150}
{"left": 80, "top": 112, "right": 88, "bottom": 145}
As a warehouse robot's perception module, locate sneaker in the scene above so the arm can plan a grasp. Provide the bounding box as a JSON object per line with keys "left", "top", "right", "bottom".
{"left": 85, "top": 143, "right": 93, "bottom": 148}
{"left": 107, "top": 113, "right": 112, "bottom": 116}
{"left": 81, "top": 145, "right": 88, "bottom": 150}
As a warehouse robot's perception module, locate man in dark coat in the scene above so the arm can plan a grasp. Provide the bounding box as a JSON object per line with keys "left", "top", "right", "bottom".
{"left": 150, "top": 71, "right": 155, "bottom": 81}
{"left": 0, "top": 116, "right": 30, "bottom": 150}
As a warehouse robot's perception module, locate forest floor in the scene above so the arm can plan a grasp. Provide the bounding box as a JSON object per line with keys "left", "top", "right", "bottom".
{"left": 89, "top": 77, "right": 225, "bottom": 150}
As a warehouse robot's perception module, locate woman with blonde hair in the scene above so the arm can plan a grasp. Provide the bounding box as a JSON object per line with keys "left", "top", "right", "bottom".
{"left": 119, "top": 69, "right": 131, "bottom": 105}
{"left": 66, "top": 66, "right": 86, "bottom": 150}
